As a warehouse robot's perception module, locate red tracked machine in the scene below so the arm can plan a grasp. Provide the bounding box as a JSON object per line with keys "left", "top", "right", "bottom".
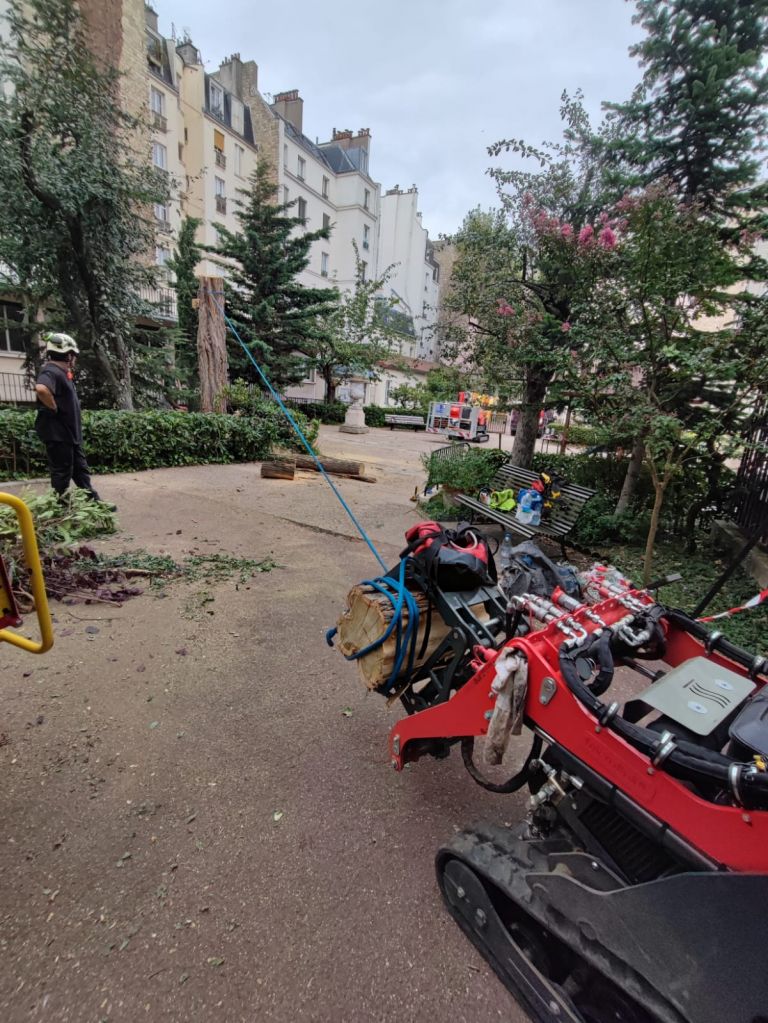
{"left": 336, "top": 532, "right": 768, "bottom": 1023}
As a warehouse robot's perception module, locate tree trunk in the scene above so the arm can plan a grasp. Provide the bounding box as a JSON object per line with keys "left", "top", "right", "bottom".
{"left": 261, "top": 457, "right": 296, "bottom": 480}
{"left": 295, "top": 454, "right": 365, "bottom": 476}
{"left": 197, "top": 277, "right": 229, "bottom": 413}
{"left": 643, "top": 477, "right": 668, "bottom": 585}
{"left": 616, "top": 437, "right": 645, "bottom": 515}
{"left": 323, "top": 366, "right": 336, "bottom": 403}
{"left": 511, "top": 372, "right": 549, "bottom": 468}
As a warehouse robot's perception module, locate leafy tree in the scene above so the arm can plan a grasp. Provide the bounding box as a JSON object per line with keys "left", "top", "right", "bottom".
{"left": 568, "top": 184, "right": 768, "bottom": 582}
{"left": 305, "top": 245, "right": 401, "bottom": 402}
{"left": 212, "top": 162, "right": 339, "bottom": 389}
{"left": 441, "top": 95, "right": 611, "bottom": 466}
{"left": 0, "top": 0, "right": 168, "bottom": 408}
{"left": 606, "top": 0, "right": 768, "bottom": 225}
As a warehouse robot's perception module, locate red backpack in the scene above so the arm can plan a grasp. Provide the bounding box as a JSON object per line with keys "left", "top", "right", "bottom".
{"left": 401, "top": 521, "right": 497, "bottom": 592}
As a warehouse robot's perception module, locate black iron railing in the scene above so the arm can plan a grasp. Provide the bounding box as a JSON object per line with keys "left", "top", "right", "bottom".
{"left": 732, "top": 400, "right": 768, "bottom": 544}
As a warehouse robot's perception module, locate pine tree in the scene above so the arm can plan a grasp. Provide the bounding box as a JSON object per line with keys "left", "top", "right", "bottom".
{"left": 168, "top": 216, "right": 202, "bottom": 396}
{"left": 213, "top": 162, "right": 339, "bottom": 388}
{"left": 606, "top": 0, "right": 768, "bottom": 220}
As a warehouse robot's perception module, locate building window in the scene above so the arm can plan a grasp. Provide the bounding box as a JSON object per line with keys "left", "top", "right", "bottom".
{"left": 363, "top": 224, "right": 370, "bottom": 249}
{"left": 150, "top": 87, "right": 164, "bottom": 114}
{"left": 283, "top": 186, "right": 289, "bottom": 205}
{"left": 210, "top": 80, "right": 224, "bottom": 118}
{"left": 0, "top": 302, "right": 25, "bottom": 354}
{"left": 297, "top": 155, "right": 306, "bottom": 180}
{"left": 215, "top": 176, "right": 227, "bottom": 213}
{"left": 297, "top": 197, "right": 307, "bottom": 222}
{"left": 155, "top": 245, "right": 171, "bottom": 267}
{"left": 234, "top": 144, "right": 244, "bottom": 177}
{"left": 363, "top": 188, "right": 370, "bottom": 210}
{"left": 322, "top": 176, "right": 329, "bottom": 198}
{"left": 304, "top": 367, "right": 316, "bottom": 383}
{"left": 152, "top": 141, "right": 167, "bottom": 170}
{"left": 320, "top": 252, "right": 329, "bottom": 277}
{"left": 214, "top": 128, "right": 226, "bottom": 168}
{"left": 283, "top": 143, "right": 288, "bottom": 166}
{"left": 360, "top": 150, "right": 368, "bottom": 174}
{"left": 322, "top": 213, "right": 330, "bottom": 231}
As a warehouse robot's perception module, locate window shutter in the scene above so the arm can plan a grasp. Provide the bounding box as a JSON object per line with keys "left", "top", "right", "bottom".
{"left": 214, "top": 129, "right": 225, "bottom": 151}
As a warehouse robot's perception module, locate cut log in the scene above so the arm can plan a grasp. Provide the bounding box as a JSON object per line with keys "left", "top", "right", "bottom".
{"left": 261, "top": 457, "right": 296, "bottom": 480}
{"left": 336, "top": 584, "right": 490, "bottom": 689}
{"left": 295, "top": 454, "right": 365, "bottom": 476}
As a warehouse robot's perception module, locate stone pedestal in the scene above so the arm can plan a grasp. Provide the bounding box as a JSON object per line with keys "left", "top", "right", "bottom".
{"left": 339, "top": 402, "right": 369, "bottom": 434}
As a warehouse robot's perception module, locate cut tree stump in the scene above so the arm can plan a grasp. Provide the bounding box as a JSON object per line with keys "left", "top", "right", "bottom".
{"left": 295, "top": 455, "right": 365, "bottom": 476}
{"left": 261, "top": 457, "right": 296, "bottom": 480}
{"left": 197, "top": 276, "right": 228, "bottom": 413}
{"left": 336, "top": 584, "right": 489, "bottom": 689}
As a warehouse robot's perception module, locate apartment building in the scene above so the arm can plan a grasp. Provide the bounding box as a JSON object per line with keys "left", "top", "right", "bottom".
{"left": 378, "top": 185, "right": 441, "bottom": 363}
{"left": 145, "top": 10, "right": 259, "bottom": 283}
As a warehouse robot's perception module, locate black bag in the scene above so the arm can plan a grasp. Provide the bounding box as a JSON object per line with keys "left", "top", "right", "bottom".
{"left": 499, "top": 540, "right": 580, "bottom": 601}
{"left": 402, "top": 521, "right": 497, "bottom": 592}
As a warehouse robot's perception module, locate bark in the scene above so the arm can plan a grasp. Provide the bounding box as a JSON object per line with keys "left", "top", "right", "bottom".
{"left": 643, "top": 476, "right": 669, "bottom": 585}
{"left": 511, "top": 372, "right": 550, "bottom": 468}
{"left": 295, "top": 455, "right": 364, "bottom": 476}
{"left": 322, "top": 366, "right": 336, "bottom": 403}
{"left": 615, "top": 437, "right": 646, "bottom": 515}
{"left": 196, "top": 277, "right": 229, "bottom": 413}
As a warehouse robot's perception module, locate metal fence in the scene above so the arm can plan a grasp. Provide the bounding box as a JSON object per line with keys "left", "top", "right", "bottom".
{"left": 732, "top": 401, "right": 768, "bottom": 545}
{"left": 137, "top": 285, "right": 178, "bottom": 322}
{"left": 0, "top": 370, "right": 35, "bottom": 404}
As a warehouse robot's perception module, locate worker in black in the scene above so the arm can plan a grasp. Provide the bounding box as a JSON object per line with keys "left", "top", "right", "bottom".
{"left": 34, "top": 333, "right": 113, "bottom": 507}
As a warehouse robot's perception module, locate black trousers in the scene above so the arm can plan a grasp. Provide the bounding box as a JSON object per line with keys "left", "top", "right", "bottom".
{"left": 45, "top": 441, "right": 100, "bottom": 499}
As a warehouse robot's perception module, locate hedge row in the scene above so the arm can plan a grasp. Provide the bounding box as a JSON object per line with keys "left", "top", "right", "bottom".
{"left": 281, "top": 400, "right": 423, "bottom": 427}
{"left": 0, "top": 404, "right": 317, "bottom": 477}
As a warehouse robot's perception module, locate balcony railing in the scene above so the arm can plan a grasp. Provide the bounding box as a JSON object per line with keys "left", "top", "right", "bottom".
{"left": 155, "top": 217, "right": 173, "bottom": 235}
{"left": 215, "top": 149, "right": 226, "bottom": 169}
{"left": 0, "top": 370, "right": 35, "bottom": 405}
{"left": 215, "top": 195, "right": 227, "bottom": 214}
{"left": 152, "top": 111, "right": 168, "bottom": 132}
{"left": 137, "top": 285, "right": 178, "bottom": 323}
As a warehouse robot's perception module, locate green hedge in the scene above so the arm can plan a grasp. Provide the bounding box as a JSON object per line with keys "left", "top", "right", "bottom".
{"left": 0, "top": 406, "right": 317, "bottom": 476}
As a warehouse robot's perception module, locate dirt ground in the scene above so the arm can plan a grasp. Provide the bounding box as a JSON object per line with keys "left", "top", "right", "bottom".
{"left": 1, "top": 426, "right": 532, "bottom": 1023}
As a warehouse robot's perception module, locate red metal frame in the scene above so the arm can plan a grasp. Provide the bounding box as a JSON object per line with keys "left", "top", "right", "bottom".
{"left": 388, "top": 592, "right": 768, "bottom": 872}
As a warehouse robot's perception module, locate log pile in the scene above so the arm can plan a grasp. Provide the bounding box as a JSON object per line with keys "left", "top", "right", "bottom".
{"left": 261, "top": 454, "right": 377, "bottom": 483}
{"left": 336, "top": 584, "right": 489, "bottom": 689}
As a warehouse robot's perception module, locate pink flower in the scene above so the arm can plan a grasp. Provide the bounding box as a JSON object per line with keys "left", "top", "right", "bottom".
{"left": 560, "top": 224, "right": 573, "bottom": 239}
{"left": 598, "top": 226, "right": 617, "bottom": 249}
{"left": 598, "top": 211, "right": 610, "bottom": 225}
{"left": 578, "top": 224, "right": 594, "bottom": 245}
{"left": 496, "top": 300, "right": 515, "bottom": 317}
{"left": 560, "top": 321, "right": 572, "bottom": 333}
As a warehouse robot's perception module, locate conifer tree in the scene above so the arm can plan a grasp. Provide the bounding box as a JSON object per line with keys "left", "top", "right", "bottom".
{"left": 607, "top": 0, "right": 768, "bottom": 224}
{"left": 213, "top": 163, "right": 339, "bottom": 387}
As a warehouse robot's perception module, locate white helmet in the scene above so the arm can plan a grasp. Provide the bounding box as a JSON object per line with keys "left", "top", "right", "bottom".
{"left": 45, "top": 332, "right": 80, "bottom": 355}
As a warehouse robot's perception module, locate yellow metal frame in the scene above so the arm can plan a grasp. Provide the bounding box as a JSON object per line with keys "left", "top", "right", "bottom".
{"left": 0, "top": 493, "right": 53, "bottom": 653}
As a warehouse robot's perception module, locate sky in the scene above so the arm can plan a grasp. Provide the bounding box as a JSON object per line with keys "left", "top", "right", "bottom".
{"left": 154, "top": 0, "right": 646, "bottom": 238}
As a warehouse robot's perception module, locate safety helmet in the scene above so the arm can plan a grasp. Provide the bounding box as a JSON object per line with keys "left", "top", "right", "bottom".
{"left": 44, "top": 332, "right": 80, "bottom": 355}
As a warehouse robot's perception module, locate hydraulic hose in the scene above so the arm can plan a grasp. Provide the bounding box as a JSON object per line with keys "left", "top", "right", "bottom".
{"left": 558, "top": 618, "right": 768, "bottom": 808}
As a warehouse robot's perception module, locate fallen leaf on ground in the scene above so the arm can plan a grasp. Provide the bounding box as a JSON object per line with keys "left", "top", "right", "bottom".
{"left": 272, "top": 811, "right": 283, "bottom": 823}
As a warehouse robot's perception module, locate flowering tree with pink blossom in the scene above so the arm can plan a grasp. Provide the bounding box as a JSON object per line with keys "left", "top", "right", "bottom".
{"left": 566, "top": 183, "right": 768, "bottom": 582}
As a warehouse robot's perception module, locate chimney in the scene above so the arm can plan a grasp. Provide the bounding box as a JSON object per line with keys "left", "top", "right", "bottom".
{"left": 272, "top": 90, "right": 303, "bottom": 134}
{"left": 218, "top": 54, "right": 258, "bottom": 99}
{"left": 177, "top": 40, "right": 201, "bottom": 65}
{"left": 145, "top": 5, "right": 159, "bottom": 32}
{"left": 330, "top": 128, "right": 370, "bottom": 151}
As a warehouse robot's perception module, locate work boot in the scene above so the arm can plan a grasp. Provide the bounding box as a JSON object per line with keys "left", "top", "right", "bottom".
{"left": 85, "top": 489, "right": 117, "bottom": 513}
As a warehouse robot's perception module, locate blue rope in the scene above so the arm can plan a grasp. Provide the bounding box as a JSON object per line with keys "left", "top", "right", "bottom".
{"left": 325, "top": 558, "right": 421, "bottom": 691}
{"left": 208, "top": 289, "right": 422, "bottom": 691}
{"left": 206, "top": 290, "right": 388, "bottom": 572}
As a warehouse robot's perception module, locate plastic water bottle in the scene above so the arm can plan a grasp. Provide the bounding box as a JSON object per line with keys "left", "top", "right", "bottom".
{"left": 515, "top": 489, "right": 543, "bottom": 527}
{"left": 498, "top": 532, "right": 514, "bottom": 572}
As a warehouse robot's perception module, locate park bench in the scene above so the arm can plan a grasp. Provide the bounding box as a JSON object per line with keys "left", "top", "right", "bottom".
{"left": 385, "top": 414, "right": 426, "bottom": 431}
{"left": 454, "top": 457, "right": 596, "bottom": 559}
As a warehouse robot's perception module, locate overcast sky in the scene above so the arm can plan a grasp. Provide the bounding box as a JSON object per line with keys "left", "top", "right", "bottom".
{"left": 155, "top": 0, "right": 645, "bottom": 238}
